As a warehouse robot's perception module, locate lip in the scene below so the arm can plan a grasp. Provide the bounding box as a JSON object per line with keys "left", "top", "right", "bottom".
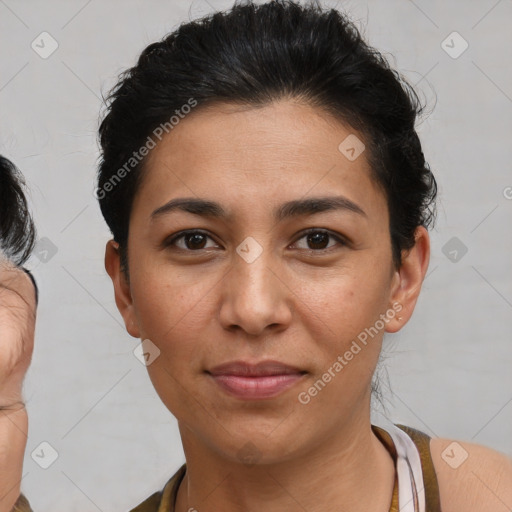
{"left": 207, "top": 360, "right": 307, "bottom": 400}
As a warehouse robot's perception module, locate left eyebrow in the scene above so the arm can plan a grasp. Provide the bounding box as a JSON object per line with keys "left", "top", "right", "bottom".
{"left": 151, "top": 195, "right": 367, "bottom": 222}
{"left": 274, "top": 196, "right": 367, "bottom": 221}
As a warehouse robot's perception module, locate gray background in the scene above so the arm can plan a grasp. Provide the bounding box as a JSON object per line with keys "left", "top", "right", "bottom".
{"left": 1, "top": 0, "right": 511, "bottom": 510}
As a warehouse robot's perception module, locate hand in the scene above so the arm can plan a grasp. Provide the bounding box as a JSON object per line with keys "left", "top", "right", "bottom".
{"left": 0, "top": 257, "right": 37, "bottom": 512}
{"left": 0, "top": 259, "right": 37, "bottom": 410}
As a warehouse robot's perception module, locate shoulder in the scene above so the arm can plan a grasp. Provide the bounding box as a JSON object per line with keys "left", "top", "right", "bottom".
{"left": 429, "top": 436, "right": 512, "bottom": 512}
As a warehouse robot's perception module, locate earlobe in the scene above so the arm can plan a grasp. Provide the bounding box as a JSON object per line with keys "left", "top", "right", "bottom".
{"left": 104, "top": 240, "right": 140, "bottom": 338}
{"left": 385, "top": 226, "right": 430, "bottom": 333}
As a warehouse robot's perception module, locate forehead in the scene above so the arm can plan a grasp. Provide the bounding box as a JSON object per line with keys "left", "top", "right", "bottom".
{"left": 134, "top": 99, "right": 387, "bottom": 224}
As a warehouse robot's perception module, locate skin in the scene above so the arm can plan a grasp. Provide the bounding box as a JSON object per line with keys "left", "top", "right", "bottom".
{"left": 0, "top": 259, "right": 36, "bottom": 511}
{"left": 104, "top": 99, "right": 512, "bottom": 511}
{"left": 430, "top": 437, "right": 512, "bottom": 511}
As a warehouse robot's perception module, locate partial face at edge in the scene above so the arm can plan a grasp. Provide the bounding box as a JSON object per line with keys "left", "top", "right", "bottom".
{"left": 106, "top": 99, "right": 428, "bottom": 463}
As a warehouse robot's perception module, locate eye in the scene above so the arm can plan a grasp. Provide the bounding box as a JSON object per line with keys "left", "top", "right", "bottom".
{"left": 165, "top": 230, "right": 219, "bottom": 251}
{"left": 292, "top": 229, "right": 347, "bottom": 252}
{"left": 164, "top": 228, "right": 348, "bottom": 253}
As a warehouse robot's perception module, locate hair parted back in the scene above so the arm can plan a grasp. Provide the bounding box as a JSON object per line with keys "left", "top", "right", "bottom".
{"left": 97, "top": 0, "right": 437, "bottom": 272}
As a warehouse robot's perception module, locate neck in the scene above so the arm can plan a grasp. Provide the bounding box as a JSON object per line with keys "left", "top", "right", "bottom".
{"left": 174, "top": 413, "right": 395, "bottom": 512}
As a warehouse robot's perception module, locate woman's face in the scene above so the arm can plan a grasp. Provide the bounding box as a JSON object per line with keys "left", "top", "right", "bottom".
{"left": 106, "top": 99, "right": 429, "bottom": 464}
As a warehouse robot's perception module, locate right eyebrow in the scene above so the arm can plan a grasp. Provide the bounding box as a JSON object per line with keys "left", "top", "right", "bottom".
{"left": 151, "top": 195, "right": 367, "bottom": 222}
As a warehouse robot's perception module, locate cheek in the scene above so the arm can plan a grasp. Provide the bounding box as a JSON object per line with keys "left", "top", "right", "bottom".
{"left": 130, "top": 267, "right": 223, "bottom": 399}
{"left": 131, "top": 263, "right": 215, "bottom": 340}
{"left": 292, "top": 275, "right": 387, "bottom": 411}
{"left": 131, "top": 274, "right": 215, "bottom": 417}
{"left": 289, "top": 264, "right": 392, "bottom": 410}
{"left": 293, "top": 262, "right": 392, "bottom": 351}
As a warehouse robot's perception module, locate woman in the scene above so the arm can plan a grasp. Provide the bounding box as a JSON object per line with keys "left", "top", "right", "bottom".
{"left": 96, "top": 1, "right": 511, "bottom": 511}
{"left": 0, "top": 155, "right": 36, "bottom": 512}
{"left": 3, "top": 1, "right": 511, "bottom": 511}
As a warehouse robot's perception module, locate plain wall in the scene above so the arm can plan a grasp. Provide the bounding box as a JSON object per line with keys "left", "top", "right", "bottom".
{"left": 1, "top": 0, "right": 511, "bottom": 510}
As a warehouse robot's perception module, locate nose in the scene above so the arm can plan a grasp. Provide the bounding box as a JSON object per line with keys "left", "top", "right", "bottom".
{"left": 218, "top": 245, "right": 292, "bottom": 337}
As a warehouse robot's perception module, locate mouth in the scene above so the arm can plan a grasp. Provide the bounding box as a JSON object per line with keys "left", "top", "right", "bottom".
{"left": 206, "top": 360, "right": 308, "bottom": 400}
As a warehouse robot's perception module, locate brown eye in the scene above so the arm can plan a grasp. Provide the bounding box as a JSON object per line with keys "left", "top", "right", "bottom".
{"left": 306, "top": 232, "right": 330, "bottom": 250}
{"left": 293, "top": 229, "right": 346, "bottom": 252}
{"left": 166, "top": 230, "right": 218, "bottom": 251}
{"left": 183, "top": 232, "right": 207, "bottom": 250}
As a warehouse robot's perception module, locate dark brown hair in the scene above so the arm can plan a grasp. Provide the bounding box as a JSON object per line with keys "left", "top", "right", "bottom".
{"left": 97, "top": 0, "right": 437, "bottom": 272}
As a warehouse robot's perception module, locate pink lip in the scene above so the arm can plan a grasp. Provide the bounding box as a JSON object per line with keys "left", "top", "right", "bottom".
{"left": 207, "top": 360, "right": 307, "bottom": 400}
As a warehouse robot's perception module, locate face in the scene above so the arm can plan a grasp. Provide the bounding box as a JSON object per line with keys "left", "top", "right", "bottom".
{"left": 106, "top": 99, "right": 429, "bottom": 464}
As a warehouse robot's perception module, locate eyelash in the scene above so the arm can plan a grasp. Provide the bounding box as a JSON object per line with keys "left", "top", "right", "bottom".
{"left": 164, "top": 228, "right": 348, "bottom": 254}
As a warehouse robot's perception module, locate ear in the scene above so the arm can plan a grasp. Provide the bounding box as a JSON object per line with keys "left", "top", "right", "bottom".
{"left": 104, "top": 240, "right": 140, "bottom": 338}
{"left": 385, "top": 226, "right": 430, "bottom": 333}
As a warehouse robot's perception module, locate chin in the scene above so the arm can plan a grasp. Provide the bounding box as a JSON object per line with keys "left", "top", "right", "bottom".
{"left": 214, "top": 417, "right": 311, "bottom": 463}
{"left": 220, "top": 434, "right": 302, "bottom": 467}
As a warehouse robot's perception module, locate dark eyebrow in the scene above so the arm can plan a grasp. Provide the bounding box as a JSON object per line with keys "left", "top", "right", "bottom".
{"left": 151, "top": 195, "right": 367, "bottom": 221}
{"left": 275, "top": 196, "right": 366, "bottom": 221}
